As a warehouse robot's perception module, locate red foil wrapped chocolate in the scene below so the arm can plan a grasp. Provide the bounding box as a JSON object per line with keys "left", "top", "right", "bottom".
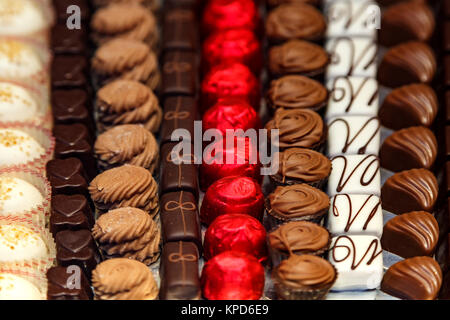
{"left": 202, "top": 0, "right": 260, "bottom": 36}
{"left": 201, "top": 250, "right": 265, "bottom": 300}
{"left": 204, "top": 213, "right": 267, "bottom": 262}
{"left": 200, "top": 137, "right": 262, "bottom": 191}
{"left": 200, "top": 175, "right": 264, "bottom": 225}
{"left": 201, "top": 63, "right": 260, "bottom": 113}
{"left": 202, "top": 29, "right": 262, "bottom": 74}
{"left": 202, "top": 98, "right": 261, "bottom": 135}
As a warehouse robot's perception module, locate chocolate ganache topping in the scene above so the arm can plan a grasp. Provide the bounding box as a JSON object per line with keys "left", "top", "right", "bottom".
{"left": 268, "top": 184, "right": 329, "bottom": 219}
{"left": 268, "top": 40, "right": 329, "bottom": 76}
{"left": 269, "top": 221, "right": 329, "bottom": 254}
{"left": 266, "top": 75, "right": 327, "bottom": 111}
{"left": 266, "top": 3, "right": 326, "bottom": 42}
{"left": 275, "top": 255, "right": 336, "bottom": 288}
{"left": 265, "top": 108, "right": 324, "bottom": 149}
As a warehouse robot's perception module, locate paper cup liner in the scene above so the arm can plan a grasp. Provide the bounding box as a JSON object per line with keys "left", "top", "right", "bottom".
{"left": 0, "top": 122, "right": 55, "bottom": 173}
{"left": 0, "top": 215, "right": 56, "bottom": 271}
{"left": 272, "top": 264, "right": 337, "bottom": 300}
{"left": 0, "top": 167, "right": 51, "bottom": 227}
{"left": 0, "top": 261, "right": 48, "bottom": 299}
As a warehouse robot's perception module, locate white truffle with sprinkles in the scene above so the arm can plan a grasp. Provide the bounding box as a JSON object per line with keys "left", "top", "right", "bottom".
{"left": 0, "top": 129, "right": 44, "bottom": 166}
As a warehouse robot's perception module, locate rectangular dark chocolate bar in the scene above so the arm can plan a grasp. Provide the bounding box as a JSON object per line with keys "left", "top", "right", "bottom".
{"left": 160, "top": 142, "right": 199, "bottom": 199}
{"left": 162, "top": 50, "right": 198, "bottom": 97}
{"left": 162, "top": 8, "right": 199, "bottom": 52}
{"left": 159, "top": 241, "right": 201, "bottom": 300}
{"left": 160, "top": 191, "right": 202, "bottom": 250}
{"left": 160, "top": 96, "right": 198, "bottom": 145}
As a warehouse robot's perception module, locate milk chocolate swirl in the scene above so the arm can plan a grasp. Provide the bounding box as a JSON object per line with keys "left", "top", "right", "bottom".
{"left": 379, "top": 84, "right": 437, "bottom": 130}
{"left": 268, "top": 184, "right": 329, "bottom": 219}
{"left": 91, "top": 4, "right": 158, "bottom": 47}
{"left": 95, "top": 124, "right": 159, "bottom": 173}
{"left": 381, "top": 256, "right": 442, "bottom": 300}
{"left": 266, "top": 108, "right": 324, "bottom": 149}
{"left": 380, "top": 126, "right": 437, "bottom": 172}
{"left": 275, "top": 255, "right": 336, "bottom": 288}
{"left": 266, "top": 75, "right": 327, "bottom": 111}
{"left": 96, "top": 80, "right": 162, "bottom": 133}
{"left": 92, "top": 38, "right": 160, "bottom": 90}
{"left": 269, "top": 221, "right": 329, "bottom": 254}
{"left": 381, "top": 168, "right": 438, "bottom": 215}
{"left": 92, "top": 258, "right": 158, "bottom": 300}
{"left": 89, "top": 164, "right": 159, "bottom": 217}
{"left": 268, "top": 40, "right": 329, "bottom": 76}
{"left": 266, "top": 3, "right": 326, "bottom": 42}
{"left": 381, "top": 211, "right": 439, "bottom": 258}
{"left": 378, "top": 41, "right": 436, "bottom": 87}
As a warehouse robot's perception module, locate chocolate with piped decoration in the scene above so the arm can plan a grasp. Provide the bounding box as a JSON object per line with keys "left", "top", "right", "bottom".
{"left": 161, "top": 51, "right": 197, "bottom": 97}
{"left": 51, "top": 25, "right": 87, "bottom": 55}
{"left": 47, "top": 266, "right": 93, "bottom": 300}
{"left": 46, "top": 158, "right": 89, "bottom": 197}
{"left": 381, "top": 211, "right": 439, "bottom": 259}
{"left": 381, "top": 168, "right": 438, "bottom": 215}
{"left": 379, "top": 1, "right": 435, "bottom": 47}
{"left": 160, "top": 96, "right": 197, "bottom": 145}
{"left": 162, "top": 8, "right": 199, "bottom": 52}
{"left": 160, "top": 142, "right": 199, "bottom": 199}
{"left": 381, "top": 256, "right": 442, "bottom": 300}
{"left": 55, "top": 229, "right": 101, "bottom": 278}
{"left": 52, "top": 55, "right": 88, "bottom": 89}
{"left": 52, "top": 89, "right": 93, "bottom": 128}
{"left": 160, "top": 191, "right": 202, "bottom": 250}
{"left": 50, "top": 194, "right": 93, "bottom": 235}
{"left": 159, "top": 241, "right": 201, "bottom": 300}
{"left": 378, "top": 41, "right": 436, "bottom": 88}
{"left": 378, "top": 84, "right": 438, "bottom": 130}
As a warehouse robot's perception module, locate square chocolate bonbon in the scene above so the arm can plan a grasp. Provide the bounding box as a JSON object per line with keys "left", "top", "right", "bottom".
{"left": 47, "top": 266, "right": 93, "bottom": 300}
{"left": 52, "top": 55, "right": 88, "bottom": 89}
{"left": 160, "top": 96, "right": 198, "bottom": 145}
{"left": 46, "top": 158, "right": 89, "bottom": 197}
{"left": 162, "top": 8, "right": 199, "bottom": 52}
{"left": 50, "top": 194, "right": 93, "bottom": 235}
{"left": 162, "top": 51, "right": 198, "bottom": 97}
{"left": 51, "top": 25, "right": 88, "bottom": 55}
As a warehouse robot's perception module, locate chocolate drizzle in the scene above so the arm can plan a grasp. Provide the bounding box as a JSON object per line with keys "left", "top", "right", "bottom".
{"left": 328, "top": 0, "right": 374, "bottom": 30}
{"left": 164, "top": 191, "right": 196, "bottom": 236}
{"left": 332, "top": 155, "right": 379, "bottom": 192}
{"left": 330, "top": 76, "right": 378, "bottom": 113}
{"left": 331, "top": 235, "right": 382, "bottom": 270}
{"left": 332, "top": 194, "right": 381, "bottom": 232}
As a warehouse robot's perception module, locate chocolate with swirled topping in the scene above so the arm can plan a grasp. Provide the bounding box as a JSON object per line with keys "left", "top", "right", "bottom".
{"left": 265, "top": 108, "right": 325, "bottom": 149}
{"left": 269, "top": 221, "right": 329, "bottom": 255}
{"left": 268, "top": 183, "right": 330, "bottom": 221}
{"left": 378, "top": 41, "right": 436, "bottom": 88}
{"left": 381, "top": 211, "right": 439, "bottom": 258}
{"left": 268, "top": 40, "right": 329, "bottom": 77}
{"left": 378, "top": 84, "right": 438, "bottom": 130}
{"left": 380, "top": 126, "right": 437, "bottom": 172}
{"left": 266, "top": 75, "right": 327, "bottom": 112}
{"left": 381, "top": 168, "right": 438, "bottom": 215}
{"left": 266, "top": 3, "right": 326, "bottom": 43}
{"left": 381, "top": 256, "right": 442, "bottom": 300}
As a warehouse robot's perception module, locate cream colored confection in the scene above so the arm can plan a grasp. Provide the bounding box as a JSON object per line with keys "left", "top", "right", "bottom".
{"left": 0, "top": 0, "right": 46, "bottom": 37}
{"left": 0, "top": 224, "right": 48, "bottom": 262}
{"left": 0, "top": 273, "right": 44, "bottom": 300}
{"left": 0, "top": 82, "right": 40, "bottom": 122}
{"left": 0, "top": 39, "right": 43, "bottom": 79}
{"left": 0, "top": 177, "right": 43, "bottom": 214}
{"left": 0, "top": 129, "right": 44, "bottom": 166}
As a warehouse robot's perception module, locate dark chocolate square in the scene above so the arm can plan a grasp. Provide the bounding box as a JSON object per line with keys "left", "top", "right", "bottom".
{"left": 52, "top": 89, "right": 93, "bottom": 129}
{"left": 46, "top": 158, "right": 89, "bottom": 197}
{"left": 162, "top": 50, "right": 198, "bottom": 97}
{"left": 160, "top": 96, "right": 198, "bottom": 145}
{"left": 162, "top": 9, "right": 199, "bottom": 52}
{"left": 51, "top": 24, "right": 87, "bottom": 55}
{"left": 160, "top": 142, "right": 199, "bottom": 199}
{"left": 47, "top": 266, "right": 93, "bottom": 300}
{"left": 55, "top": 229, "right": 101, "bottom": 278}
{"left": 160, "top": 191, "right": 202, "bottom": 250}
{"left": 53, "top": 0, "right": 90, "bottom": 22}
{"left": 52, "top": 55, "right": 88, "bottom": 89}
{"left": 50, "top": 194, "right": 93, "bottom": 235}
{"left": 159, "top": 241, "right": 201, "bottom": 300}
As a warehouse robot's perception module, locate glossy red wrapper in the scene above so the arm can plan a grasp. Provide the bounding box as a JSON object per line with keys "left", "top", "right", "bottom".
{"left": 202, "top": 29, "right": 262, "bottom": 74}
{"left": 204, "top": 213, "right": 267, "bottom": 262}
{"left": 200, "top": 137, "right": 262, "bottom": 191}
{"left": 201, "top": 251, "right": 265, "bottom": 300}
{"left": 201, "top": 63, "right": 260, "bottom": 113}
{"left": 202, "top": 98, "right": 261, "bottom": 135}
{"left": 200, "top": 175, "right": 264, "bottom": 225}
{"left": 202, "top": 0, "right": 260, "bottom": 36}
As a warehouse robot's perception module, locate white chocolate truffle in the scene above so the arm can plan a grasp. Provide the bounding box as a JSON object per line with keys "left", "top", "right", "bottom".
{"left": 0, "top": 224, "right": 48, "bottom": 262}
{"left": 0, "top": 0, "right": 46, "bottom": 37}
{"left": 0, "top": 177, "right": 44, "bottom": 214}
{"left": 325, "top": 77, "right": 379, "bottom": 120}
{"left": 0, "top": 129, "right": 44, "bottom": 166}
{"left": 0, "top": 40, "right": 43, "bottom": 79}
{"left": 0, "top": 82, "right": 40, "bottom": 122}
{"left": 0, "top": 273, "right": 44, "bottom": 300}
{"left": 328, "top": 235, "right": 383, "bottom": 291}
